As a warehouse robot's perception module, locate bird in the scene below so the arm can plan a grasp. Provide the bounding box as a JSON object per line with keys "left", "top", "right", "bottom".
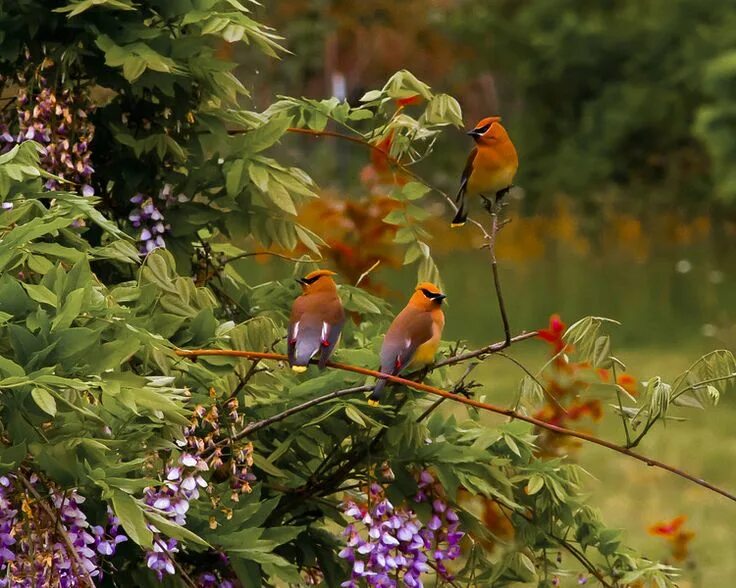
{"left": 369, "top": 282, "right": 446, "bottom": 404}
{"left": 287, "top": 269, "right": 346, "bottom": 373}
{"left": 451, "top": 116, "right": 518, "bottom": 227}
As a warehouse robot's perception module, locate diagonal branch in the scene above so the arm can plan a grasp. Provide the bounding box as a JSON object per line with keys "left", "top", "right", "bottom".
{"left": 175, "top": 347, "right": 736, "bottom": 503}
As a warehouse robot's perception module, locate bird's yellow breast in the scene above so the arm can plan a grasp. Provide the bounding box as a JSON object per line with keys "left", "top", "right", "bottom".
{"left": 467, "top": 141, "right": 518, "bottom": 196}
{"left": 467, "top": 164, "right": 516, "bottom": 196}
{"left": 408, "top": 338, "right": 440, "bottom": 368}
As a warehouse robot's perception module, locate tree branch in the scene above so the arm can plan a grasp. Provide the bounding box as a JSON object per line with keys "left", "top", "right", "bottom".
{"left": 175, "top": 347, "right": 736, "bottom": 503}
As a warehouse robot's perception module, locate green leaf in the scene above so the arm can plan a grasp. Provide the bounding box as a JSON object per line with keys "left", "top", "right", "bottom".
{"left": 345, "top": 405, "right": 367, "bottom": 427}
{"left": 264, "top": 181, "right": 297, "bottom": 215}
{"left": 111, "top": 490, "right": 153, "bottom": 548}
{"left": 227, "top": 159, "right": 245, "bottom": 197}
{"left": 526, "top": 475, "right": 544, "bottom": 495}
{"left": 249, "top": 163, "right": 270, "bottom": 192}
{"left": 31, "top": 387, "right": 57, "bottom": 417}
{"left": 21, "top": 283, "right": 57, "bottom": 307}
{"left": 144, "top": 510, "right": 211, "bottom": 548}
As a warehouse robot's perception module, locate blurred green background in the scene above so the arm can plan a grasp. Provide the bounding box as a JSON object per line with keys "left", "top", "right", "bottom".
{"left": 235, "top": 1, "right": 736, "bottom": 584}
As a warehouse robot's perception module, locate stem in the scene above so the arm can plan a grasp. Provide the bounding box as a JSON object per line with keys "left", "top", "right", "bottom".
{"left": 235, "top": 384, "right": 371, "bottom": 440}
{"left": 17, "top": 473, "right": 96, "bottom": 588}
{"left": 496, "top": 351, "right": 567, "bottom": 416}
{"left": 431, "top": 331, "right": 538, "bottom": 370}
{"left": 223, "top": 250, "right": 320, "bottom": 266}
{"left": 417, "top": 362, "right": 477, "bottom": 423}
{"left": 176, "top": 347, "right": 736, "bottom": 503}
{"left": 488, "top": 207, "right": 511, "bottom": 347}
{"left": 612, "top": 361, "right": 631, "bottom": 446}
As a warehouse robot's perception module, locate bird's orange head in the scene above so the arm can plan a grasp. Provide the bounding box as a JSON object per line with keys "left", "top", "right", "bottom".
{"left": 297, "top": 269, "right": 338, "bottom": 294}
{"left": 409, "top": 282, "right": 446, "bottom": 310}
{"left": 467, "top": 116, "right": 510, "bottom": 145}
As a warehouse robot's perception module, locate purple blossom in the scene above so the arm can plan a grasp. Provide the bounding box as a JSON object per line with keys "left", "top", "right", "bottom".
{"left": 0, "top": 70, "right": 95, "bottom": 197}
{"left": 143, "top": 452, "right": 209, "bottom": 579}
{"left": 339, "top": 471, "right": 463, "bottom": 587}
{"left": 0, "top": 474, "right": 127, "bottom": 586}
{"left": 128, "top": 188, "right": 173, "bottom": 255}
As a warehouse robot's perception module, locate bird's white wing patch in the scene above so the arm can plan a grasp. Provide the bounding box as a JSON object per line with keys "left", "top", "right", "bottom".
{"left": 321, "top": 321, "right": 329, "bottom": 342}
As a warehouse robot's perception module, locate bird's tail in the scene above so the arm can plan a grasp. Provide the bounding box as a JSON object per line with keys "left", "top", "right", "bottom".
{"left": 368, "top": 378, "right": 387, "bottom": 405}
{"left": 451, "top": 189, "right": 468, "bottom": 228}
{"left": 291, "top": 339, "right": 318, "bottom": 372}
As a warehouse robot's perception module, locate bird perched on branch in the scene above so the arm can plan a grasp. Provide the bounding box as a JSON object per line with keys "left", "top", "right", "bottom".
{"left": 369, "top": 282, "right": 446, "bottom": 404}
{"left": 288, "top": 269, "right": 345, "bottom": 372}
{"left": 451, "top": 116, "right": 518, "bottom": 227}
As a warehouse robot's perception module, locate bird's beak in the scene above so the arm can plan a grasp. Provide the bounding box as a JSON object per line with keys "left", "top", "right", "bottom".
{"left": 296, "top": 278, "right": 307, "bottom": 285}
{"left": 431, "top": 293, "right": 447, "bottom": 302}
{"left": 467, "top": 129, "right": 481, "bottom": 138}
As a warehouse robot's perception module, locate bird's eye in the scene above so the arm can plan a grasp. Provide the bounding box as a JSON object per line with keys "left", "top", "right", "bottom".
{"left": 474, "top": 123, "right": 491, "bottom": 135}
{"left": 302, "top": 275, "right": 321, "bottom": 285}
{"left": 420, "top": 288, "right": 435, "bottom": 299}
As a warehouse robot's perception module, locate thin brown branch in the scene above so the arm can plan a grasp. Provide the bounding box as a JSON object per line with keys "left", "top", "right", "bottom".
{"left": 281, "top": 126, "right": 493, "bottom": 241}
{"left": 237, "top": 385, "right": 372, "bottom": 439}
{"left": 431, "top": 331, "right": 538, "bottom": 370}
{"left": 17, "top": 473, "right": 96, "bottom": 588}
{"left": 175, "top": 347, "right": 736, "bottom": 503}
{"left": 223, "top": 250, "right": 320, "bottom": 266}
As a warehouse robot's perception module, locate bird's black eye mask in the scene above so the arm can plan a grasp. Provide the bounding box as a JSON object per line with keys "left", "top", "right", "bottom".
{"left": 299, "top": 275, "right": 322, "bottom": 285}
{"left": 473, "top": 123, "right": 491, "bottom": 135}
{"left": 420, "top": 288, "right": 446, "bottom": 302}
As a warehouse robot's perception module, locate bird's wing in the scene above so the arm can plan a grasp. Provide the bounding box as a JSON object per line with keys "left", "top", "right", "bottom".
{"left": 317, "top": 296, "right": 346, "bottom": 369}
{"left": 379, "top": 309, "right": 434, "bottom": 376}
{"left": 287, "top": 295, "right": 308, "bottom": 366}
{"left": 456, "top": 147, "right": 477, "bottom": 202}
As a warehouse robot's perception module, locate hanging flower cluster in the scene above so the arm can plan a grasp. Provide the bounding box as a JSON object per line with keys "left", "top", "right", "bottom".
{"left": 143, "top": 397, "right": 256, "bottom": 581}
{"left": 339, "top": 470, "right": 463, "bottom": 588}
{"left": 128, "top": 184, "right": 188, "bottom": 255}
{"left": 142, "top": 453, "right": 208, "bottom": 579}
{"left": 186, "top": 396, "right": 256, "bottom": 501}
{"left": 0, "top": 473, "right": 127, "bottom": 587}
{"left": 0, "top": 64, "right": 95, "bottom": 196}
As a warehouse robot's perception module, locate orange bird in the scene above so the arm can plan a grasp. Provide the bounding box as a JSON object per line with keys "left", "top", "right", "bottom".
{"left": 288, "top": 269, "right": 345, "bottom": 372}
{"left": 369, "top": 282, "right": 446, "bottom": 403}
{"left": 451, "top": 116, "right": 519, "bottom": 227}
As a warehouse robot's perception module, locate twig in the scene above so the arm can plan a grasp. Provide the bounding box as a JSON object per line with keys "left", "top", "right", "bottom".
{"left": 431, "top": 331, "right": 538, "bottom": 370}
{"left": 499, "top": 504, "right": 612, "bottom": 588}
{"left": 611, "top": 361, "right": 631, "bottom": 446}
{"left": 226, "top": 358, "right": 262, "bottom": 402}
{"left": 496, "top": 351, "right": 568, "bottom": 416}
{"left": 235, "top": 385, "right": 372, "bottom": 440}
{"left": 154, "top": 537, "right": 197, "bottom": 588}
{"left": 486, "top": 202, "right": 511, "bottom": 347}
{"left": 16, "top": 473, "right": 96, "bottom": 588}
{"left": 427, "top": 561, "right": 462, "bottom": 588}
{"left": 280, "top": 126, "right": 493, "bottom": 241}
{"left": 175, "top": 347, "right": 736, "bottom": 503}
{"left": 222, "top": 250, "right": 320, "bottom": 266}
{"left": 417, "top": 362, "right": 477, "bottom": 422}
{"left": 355, "top": 260, "right": 381, "bottom": 287}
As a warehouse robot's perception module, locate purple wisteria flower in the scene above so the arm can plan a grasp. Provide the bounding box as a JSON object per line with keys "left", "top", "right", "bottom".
{"left": 143, "top": 453, "right": 209, "bottom": 580}
{"left": 0, "top": 474, "right": 127, "bottom": 587}
{"left": 339, "top": 472, "right": 463, "bottom": 587}
{"left": 128, "top": 182, "right": 188, "bottom": 255}
{"left": 0, "top": 68, "right": 95, "bottom": 197}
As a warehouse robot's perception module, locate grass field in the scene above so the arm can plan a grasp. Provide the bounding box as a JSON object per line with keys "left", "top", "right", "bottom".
{"left": 460, "top": 342, "right": 736, "bottom": 586}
